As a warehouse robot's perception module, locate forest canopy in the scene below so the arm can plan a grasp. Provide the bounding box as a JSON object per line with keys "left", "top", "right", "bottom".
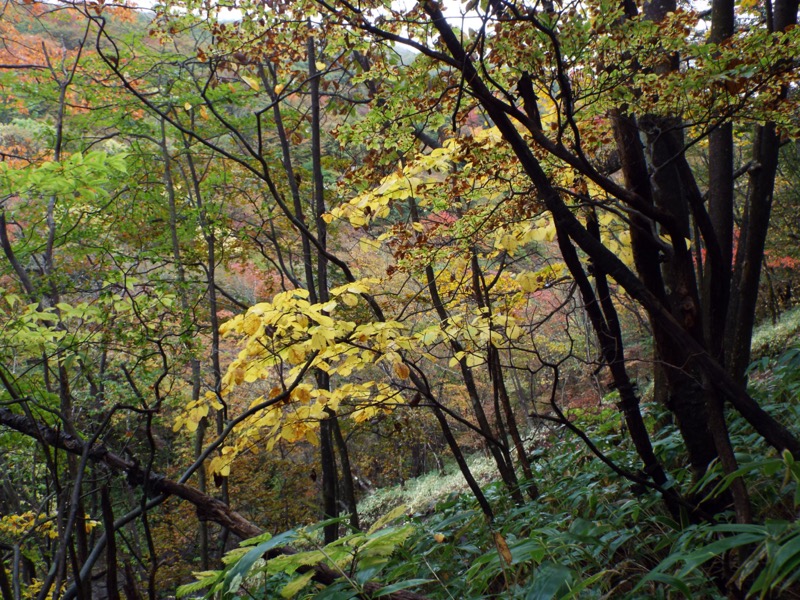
{"left": 1, "top": 0, "right": 800, "bottom": 597}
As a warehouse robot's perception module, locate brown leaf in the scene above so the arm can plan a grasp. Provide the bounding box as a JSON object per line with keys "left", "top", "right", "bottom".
{"left": 494, "top": 532, "right": 512, "bottom": 564}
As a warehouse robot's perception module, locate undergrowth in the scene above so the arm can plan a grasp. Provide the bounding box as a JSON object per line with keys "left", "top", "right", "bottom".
{"left": 751, "top": 305, "right": 800, "bottom": 361}
{"left": 178, "top": 341, "right": 800, "bottom": 599}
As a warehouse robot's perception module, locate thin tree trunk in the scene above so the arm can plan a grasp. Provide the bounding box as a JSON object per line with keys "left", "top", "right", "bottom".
{"left": 563, "top": 215, "right": 680, "bottom": 516}
{"left": 404, "top": 194, "right": 520, "bottom": 499}
{"left": 726, "top": 0, "right": 799, "bottom": 381}
{"left": 331, "top": 415, "right": 360, "bottom": 530}
{"left": 161, "top": 119, "right": 212, "bottom": 563}
{"left": 702, "top": 0, "right": 753, "bottom": 526}
{"left": 308, "top": 35, "right": 342, "bottom": 542}
{"left": 100, "top": 486, "right": 121, "bottom": 600}
{"left": 470, "top": 253, "right": 538, "bottom": 499}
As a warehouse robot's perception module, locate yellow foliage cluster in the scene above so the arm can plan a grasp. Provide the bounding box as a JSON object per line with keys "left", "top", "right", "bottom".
{"left": 172, "top": 392, "right": 224, "bottom": 433}
{"left": 169, "top": 122, "right": 638, "bottom": 479}
{"left": 495, "top": 216, "right": 557, "bottom": 255}
{"left": 173, "top": 279, "right": 412, "bottom": 476}
{"left": 0, "top": 510, "right": 98, "bottom": 542}
{"left": 328, "top": 129, "right": 502, "bottom": 229}
{"left": 0, "top": 511, "right": 59, "bottom": 541}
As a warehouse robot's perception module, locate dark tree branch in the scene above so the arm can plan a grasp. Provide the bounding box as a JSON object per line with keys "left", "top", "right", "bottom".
{"left": 0, "top": 407, "right": 428, "bottom": 600}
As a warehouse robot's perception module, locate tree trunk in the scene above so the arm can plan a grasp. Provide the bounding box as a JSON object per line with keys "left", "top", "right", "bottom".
{"left": 726, "top": 0, "right": 799, "bottom": 381}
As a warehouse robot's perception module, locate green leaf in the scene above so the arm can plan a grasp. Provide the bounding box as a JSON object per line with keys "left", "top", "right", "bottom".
{"left": 524, "top": 563, "right": 573, "bottom": 600}
{"left": 373, "top": 579, "right": 433, "bottom": 597}
{"left": 360, "top": 525, "right": 415, "bottom": 557}
{"left": 558, "top": 570, "right": 608, "bottom": 599}
{"left": 636, "top": 571, "right": 693, "bottom": 597}
{"left": 267, "top": 550, "right": 327, "bottom": 575}
{"left": 758, "top": 529, "right": 800, "bottom": 593}
{"left": 676, "top": 533, "right": 765, "bottom": 576}
{"left": 509, "top": 539, "right": 546, "bottom": 566}
{"left": 222, "top": 529, "right": 296, "bottom": 598}
{"left": 280, "top": 571, "right": 314, "bottom": 598}
{"left": 175, "top": 570, "right": 224, "bottom": 598}
{"left": 368, "top": 504, "right": 408, "bottom": 534}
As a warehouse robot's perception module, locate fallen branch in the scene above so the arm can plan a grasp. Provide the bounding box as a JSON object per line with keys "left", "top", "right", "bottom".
{"left": 0, "top": 407, "right": 428, "bottom": 600}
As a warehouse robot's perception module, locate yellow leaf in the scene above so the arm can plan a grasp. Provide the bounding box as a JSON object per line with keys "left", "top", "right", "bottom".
{"left": 292, "top": 385, "right": 312, "bottom": 403}
{"left": 242, "top": 313, "right": 261, "bottom": 336}
{"left": 287, "top": 345, "right": 307, "bottom": 364}
{"left": 465, "top": 353, "right": 483, "bottom": 367}
{"left": 517, "top": 272, "right": 539, "bottom": 293}
{"left": 244, "top": 366, "right": 260, "bottom": 383}
{"left": 205, "top": 391, "right": 223, "bottom": 410}
{"left": 191, "top": 405, "right": 209, "bottom": 420}
{"left": 274, "top": 83, "right": 285, "bottom": 95}
{"left": 529, "top": 227, "right": 548, "bottom": 242}
{"left": 341, "top": 293, "right": 359, "bottom": 307}
{"left": 208, "top": 455, "right": 230, "bottom": 477}
{"left": 308, "top": 311, "right": 335, "bottom": 327}
{"left": 305, "top": 429, "right": 319, "bottom": 446}
{"left": 433, "top": 533, "right": 446, "bottom": 543}
{"left": 281, "top": 424, "right": 302, "bottom": 442}
{"left": 599, "top": 212, "right": 615, "bottom": 226}
{"left": 545, "top": 222, "right": 557, "bottom": 242}
{"left": 322, "top": 212, "right": 333, "bottom": 224}
{"left": 359, "top": 238, "right": 376, "bottom": 253}
{"left": 281, "top": 572, "right": 314, "bottom": 598}
{"left": 500, "top": 233, "right": 518, "bottom": 253}
{"left": 219, "top": 314, "right": 242, "bottom": 336}
{"left": 262, "top": 407, "right": 281, "bottom": 427}
{"left": 315, "top": 61, "right": 326, "bottom": 70}
{"left": 310, "top": 329, "right": 328, "bottom": 350}
{"left": 241, "top": 75, "right": 260, "bottom": 91}
{"left": 360, "top": 504, "right": 406, "bottom": 534}
{"left": 184, "top": 102, "right": 192, "bottom": 111}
